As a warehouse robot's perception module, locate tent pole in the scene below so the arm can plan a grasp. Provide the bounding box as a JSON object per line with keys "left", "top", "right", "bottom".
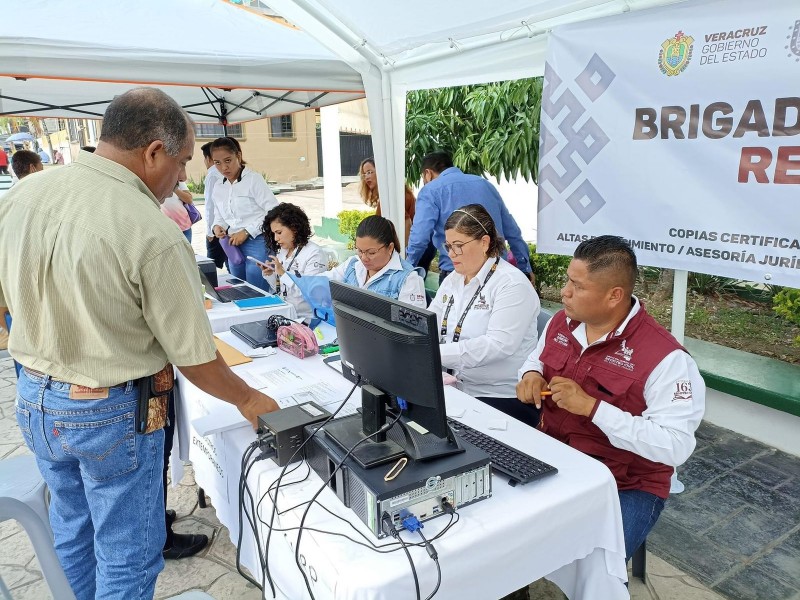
{"left": 670, "top": 268, "right": 689, "bottom": 494}
{"left": 671, "top": 269, "right": 688, "bottom": 344}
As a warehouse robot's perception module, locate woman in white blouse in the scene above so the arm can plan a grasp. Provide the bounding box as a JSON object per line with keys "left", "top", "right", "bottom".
{"left": 430, "top": 204, "right": 542, "bottom": 427}
{"left": 260, "top": 203, "right": 327, "bottom": 322}
{"left": 210, "top": 137, "right": 277, "bottom": 290}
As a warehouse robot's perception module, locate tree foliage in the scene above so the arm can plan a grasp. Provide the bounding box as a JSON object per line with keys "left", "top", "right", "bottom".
{"left": 405, "top": 78, "right": 543, "bottom": 185}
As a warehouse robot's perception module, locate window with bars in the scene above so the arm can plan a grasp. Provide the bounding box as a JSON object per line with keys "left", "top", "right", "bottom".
{"left": 269, "top": 115, "right": 294, "bottom": 139}
{"left": 194, "top": 123, "right": 244, "bottom": 139}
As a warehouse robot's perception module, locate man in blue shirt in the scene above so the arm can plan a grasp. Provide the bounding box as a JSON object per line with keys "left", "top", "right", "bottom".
{"left": 406, "top": 151, "right": 533, "bottom": 284}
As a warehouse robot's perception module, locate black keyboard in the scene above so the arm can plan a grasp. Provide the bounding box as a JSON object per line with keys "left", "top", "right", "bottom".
{"left": 447, "top": 418, "right": 558, "bottom": 486}
{"left": 216, "top": 286, "right": 265, "bottom": 302}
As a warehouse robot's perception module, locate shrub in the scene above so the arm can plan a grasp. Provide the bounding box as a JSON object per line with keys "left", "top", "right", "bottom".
{"left": 773, "top": 288, "right": 800, "bottom": 346}
{"left": 528, "top": 243, "right": 571, "bottom": 295}
{"left": 186, "top": 174, "right": 205, "bottom": 194}
{"left": 687, "top": 272, "right": 740, "bottom": 296}
{"left": 337, "top": 209, "right": 375, "bottom": 250}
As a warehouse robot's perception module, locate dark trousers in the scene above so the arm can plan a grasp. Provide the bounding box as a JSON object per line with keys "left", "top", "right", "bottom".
{"left": 162, "top": 392, "right": 176, "bottom": 547}
{"left": 476, "top": 396, "right": 541, "bottom": 429}
{"left": 206, "top": 236, "right": 227, "bottom": 270}
{"left": 438, "top": 270, "right": 452, "bottom": 285}
{"left": 417, "top": 242, "right": 437, "bottom": 275}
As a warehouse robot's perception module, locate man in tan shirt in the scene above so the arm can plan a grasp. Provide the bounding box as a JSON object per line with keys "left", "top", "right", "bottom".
{"left": 0, "top": 88, "right": 278, "bottom": 600}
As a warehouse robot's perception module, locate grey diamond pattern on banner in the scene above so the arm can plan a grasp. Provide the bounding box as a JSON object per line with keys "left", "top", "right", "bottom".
{"left": 539, "top": 54, "right": 615, "bottom": 223}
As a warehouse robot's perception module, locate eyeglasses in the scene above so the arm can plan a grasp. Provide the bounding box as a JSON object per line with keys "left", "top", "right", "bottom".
{"left": 443, "top": 239, "right": 479, "bottom": 256}
{"left": 356, "top": 244, "right": 387, "bottom": 258}
{"left": 362, "top": 170, "right": 375, "bottom": 177}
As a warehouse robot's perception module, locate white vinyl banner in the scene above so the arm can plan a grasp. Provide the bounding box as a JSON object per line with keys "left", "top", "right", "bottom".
{"left": 537, "top": 0, "right": 800, "bottom": 287}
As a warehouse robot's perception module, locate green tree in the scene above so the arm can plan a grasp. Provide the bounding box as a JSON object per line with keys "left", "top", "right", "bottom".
{"left": 405, "top": 78, "right": 543, "bottom": 185}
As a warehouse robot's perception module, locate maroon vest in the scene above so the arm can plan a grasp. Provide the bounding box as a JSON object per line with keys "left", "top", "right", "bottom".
{"left": 539, "top": 305, "right": 685, "bottom": 499}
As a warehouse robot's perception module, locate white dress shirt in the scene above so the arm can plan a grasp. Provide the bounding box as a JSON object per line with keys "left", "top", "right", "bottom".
{"left": 211, "top": 167, "right": 277, "bottom": 238}
{"left": 431, "top": 257, "right": 540, "bottom": 399}
{"left": 204, "top": 165, "right": 222, "bottom": 238}
{"left": 518, "top": 297, "right": 706, "bottom": 467}
{"left": 262, "top": 241, "right": 327, "bottom": 321}
{"left": 325, "top": 253, "right": 427, "bottom": 309}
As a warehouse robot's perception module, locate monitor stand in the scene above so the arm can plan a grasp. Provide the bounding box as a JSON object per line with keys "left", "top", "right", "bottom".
{"left": 324, "top": 385, "right": 463, "bottom": 469}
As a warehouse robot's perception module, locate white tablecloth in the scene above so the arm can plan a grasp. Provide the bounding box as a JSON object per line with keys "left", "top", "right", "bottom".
{"left": 176, "top": 331, "right": 629, "bottom": 600}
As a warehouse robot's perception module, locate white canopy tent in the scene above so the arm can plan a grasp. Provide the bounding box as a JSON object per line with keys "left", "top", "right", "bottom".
{"left": 0, "top": 0, "right": 364, "bottom": 124}
{"left": 266, "top": 0, "right": 684, "bottom": 239}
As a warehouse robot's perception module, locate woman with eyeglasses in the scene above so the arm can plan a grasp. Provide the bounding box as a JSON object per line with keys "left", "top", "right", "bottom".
{"left": 278, "top": 215, "right": 427, "bottom": 315}
{"left": 358, "top": 157, "right": 417, "bottom": 245}
{"left": 430, "top": 204, "right": 541, "bottom": 426}
{"left": 259, "top": 203, "right": 327, "bottom": 322}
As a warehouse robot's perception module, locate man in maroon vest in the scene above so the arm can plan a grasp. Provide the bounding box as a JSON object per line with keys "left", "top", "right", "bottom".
{"left": 516, "top": 235, "right": 705, "bottom": 561}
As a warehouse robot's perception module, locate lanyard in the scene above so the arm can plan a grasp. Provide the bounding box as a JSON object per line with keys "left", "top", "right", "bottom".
{"left": 275, "top": 245, "right": 302, "bottom": 297}
{"left": 440, "top": 258, "right": 499, "bottom": 343}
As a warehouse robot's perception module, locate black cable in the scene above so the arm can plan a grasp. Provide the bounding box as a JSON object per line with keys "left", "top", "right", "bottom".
{"left": 262, "top": 378, "right": 360, "bottom": 598}
{"left": 382, "top": 513, "right": 421, "bottom": 600}
{"left": 418, "top": 529, "right": 441, "bottom": 600}
{"left": 235, "top": 441, "right": 265, "bottom": 591}
{"left": 294, "top": 409, "right": 405, "bottom": 599}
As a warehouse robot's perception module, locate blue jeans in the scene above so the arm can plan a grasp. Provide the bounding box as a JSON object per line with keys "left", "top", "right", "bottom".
{"left": 619, "top": 489, "right": 665, "bottom": 561}
{"left": 15, "top": 369, "right": 165, "bottom": 600}
{"left": 182, "top": 228, "right": 192, "bottom": 243}
{"left": 229, "top": 233, "right": 271, "bottom": 292}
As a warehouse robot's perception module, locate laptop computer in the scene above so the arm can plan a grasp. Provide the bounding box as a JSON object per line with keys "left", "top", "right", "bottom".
{"left": 198, "top": 267, "right": 267, "bottom": 303}
{"left": 230, "top": 320, "right": 279, "bottom": 348}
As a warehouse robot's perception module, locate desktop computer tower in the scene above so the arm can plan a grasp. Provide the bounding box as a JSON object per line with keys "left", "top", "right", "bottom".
{"left": 304, "top": 416, "right": 492, "bottom": 539}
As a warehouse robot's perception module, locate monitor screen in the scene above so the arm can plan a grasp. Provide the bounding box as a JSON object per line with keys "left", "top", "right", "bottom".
{"left": 329, "top": 282, "right": 460, "bottom": 464}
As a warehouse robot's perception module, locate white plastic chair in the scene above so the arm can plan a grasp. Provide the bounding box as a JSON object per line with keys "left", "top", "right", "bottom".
{"left": 0, "top": 455, "right": 76, "bottom": 600}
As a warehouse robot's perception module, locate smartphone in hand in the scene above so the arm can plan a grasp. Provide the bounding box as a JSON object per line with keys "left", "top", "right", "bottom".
{"left": 246, "top": 256, "right": 268, "bottom": 268}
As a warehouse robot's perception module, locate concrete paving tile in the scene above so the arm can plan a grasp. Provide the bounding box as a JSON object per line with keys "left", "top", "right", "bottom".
{"left": 166, "top": 478, "right": 201, "bottom": 517}
{"left": 713, "top": 472, "right": 800, "bottom": 521}
{"left": 154, "top": 556, "right": 228, "bottom": 599}
{"left": 7, "top": 578, "right": 52, "bottom": 600}
{"left": 205, "top": 572, "right": 263, "bottom": 600}
{"left": 0, "top": 517, "right": 22, "bottom": 542}
{"left": 0, "top": 564, "right": 39, "bottom": 590}
{"left": 750, "top": 531, "right": 800, "bottom": 589}
{"left": 646, "top": 554, "right": 727, "bottom": 600}
{"left": 754, "top": 451, "right": 800, "bottom": 479}
{"left": 649, "top": 516, "right": 740, "bottom": 587}
{"left": 776, "top": 477, "right": 800, "bottom": 499}
{"left": 694, "top": 421, "right": 736, "bottom": 447}
{"left": 677, "top": 455, "right": 727, "bottom": 490}
{"left": 1, "top": 531, "right": 36, "bottom": 566}
{"left": 527, "top": 578, "right": 567, "bottom": 599}
{"left": 737, "top": 459, "right": 794, "bottom": 489}
{"left": 699, "top": 434, "right": 771, "bottom": 471}
{"left": 705, "top": 507, "right": 798, "bottom": 558}
{"left": 207, "top": 525, "right": 238, "bottom": 569}
{"left": 713, "top": 566, "right": 799, "bottom": 600}
{"left": 662, "top": 486, "right": 745, "bottom": 534}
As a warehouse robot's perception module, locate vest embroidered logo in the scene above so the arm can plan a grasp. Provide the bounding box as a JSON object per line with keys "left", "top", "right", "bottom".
{"left": 442, "top": 294, "right": 448, "bottom": 303}
{"left": 604, "top": 340, "right": 636, "bottom": 371}
{"left": 615, "top": 340, "right": 634, "bottom": 362}
{"left": 673, "top": 379, "right": 693, "bottom": 401}
{"left": 554, "top": 332, "right": 570, "bottom": 347}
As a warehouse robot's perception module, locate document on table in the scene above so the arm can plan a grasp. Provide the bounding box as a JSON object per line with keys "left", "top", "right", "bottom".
{"left": 241, "top": 365, "right": 358, "bottom": 414}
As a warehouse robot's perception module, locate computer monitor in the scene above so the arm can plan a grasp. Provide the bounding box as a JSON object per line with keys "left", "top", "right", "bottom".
{"left": 326, "top": 281, "right": 463, "bottom": 467}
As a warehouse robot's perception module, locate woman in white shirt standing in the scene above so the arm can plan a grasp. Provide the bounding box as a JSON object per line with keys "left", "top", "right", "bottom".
{"left": 210, "top": 137, "right": 277, "bottom": 290}
{"left": 260, "top": 203, "right": 327, "bottom": 322}
{"left": 430, "top": 204, "right": 541, "bottom": 427}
